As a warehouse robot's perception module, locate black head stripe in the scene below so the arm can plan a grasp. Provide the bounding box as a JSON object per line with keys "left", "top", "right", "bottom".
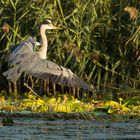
{"left": 42, "top": 19, "right": 52, "bottom": 25}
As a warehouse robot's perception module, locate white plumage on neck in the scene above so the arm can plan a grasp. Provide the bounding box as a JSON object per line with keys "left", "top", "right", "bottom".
{"left": 38, "top": 25, "right": 48, "bottom": 59}
{"left": 38, "top": 20, "right": 60, "bottom": 59}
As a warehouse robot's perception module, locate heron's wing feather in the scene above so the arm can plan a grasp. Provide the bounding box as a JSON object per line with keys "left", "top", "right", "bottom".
{"left": 3, "top": 52, "right": 38, "bottom": 82}
{"left": 3, "top": 52, "right": 92, "bottom": 91}
{"left": 3, "top": 65, "right": 22, "bottom": 82}
{"left": 5, "top": 37, "right": 37, "bottom": 66}
{"left": 27, "top": 58, "right": 91, "bottom": 90}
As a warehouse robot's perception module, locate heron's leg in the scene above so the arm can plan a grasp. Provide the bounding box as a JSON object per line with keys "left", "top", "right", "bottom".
{"left": 23, "top": 75, "right": 35, "bottom": 93}
{"left": 17, "top": 77, "right": 23, "bottom": 93}
{"left": 13, "top": 82, "right": 18, "bottom": 98}
{"left": 46, "top": 78, "right": 50, "bottom": 96}
{"left": 43, "top": 80, "right": 47, "bottom": 94}
{"left": 43, "top": 79, "right": 50, "bottom": 96}
{"left": 76, "top": 88, "right": 80, "bottom": 98}
{"left": 60, "top": 85, "right": 64, "bottom": 94}
{"left": 52, "top": 82, "right": 56, "bottom": 96}
{"left": 8, "top": 81, "right": 12, "bottom": 93}
{"left": 29, "top": 75, "right": 34, "bottom": 87}
{"left": 68, "top": 87, "right": 74, "bottom": 96}
{"left": 23, "top": 73, "right": 27, "bottom": 83}
{"left": 39, "top": 79, "right": 43, "bottom": 95}
{"left": 72, "top": 87, "right": 76, "bottom": 97}
{"left": 42, "top": 79, "right": 49, "bottom": 96}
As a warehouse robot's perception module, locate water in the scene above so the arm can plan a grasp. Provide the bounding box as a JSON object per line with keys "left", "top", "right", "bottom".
{"left": 0, "top": 118, "right": 140, "bottom": 140}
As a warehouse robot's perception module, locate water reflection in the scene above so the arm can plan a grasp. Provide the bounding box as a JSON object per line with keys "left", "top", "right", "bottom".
{"left": 0, "top": 118, "right": 140, "bottom": 140}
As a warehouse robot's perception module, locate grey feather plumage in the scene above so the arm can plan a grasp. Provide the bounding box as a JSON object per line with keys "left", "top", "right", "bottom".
{"left": 3, "top": 21, "right": 95, "bottom": 96}
{"left": 3, "top": 51, "right": 91, "bottom": 90}
{"left": 5, "top": 37, "right": 38, "bottom": 66}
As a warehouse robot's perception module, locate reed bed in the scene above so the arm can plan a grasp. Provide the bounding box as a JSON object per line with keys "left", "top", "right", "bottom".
{"left": 0, "top": 0, "right": 140, "bottom": 99}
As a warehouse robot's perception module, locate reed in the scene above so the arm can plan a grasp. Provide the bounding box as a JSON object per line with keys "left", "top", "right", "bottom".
{"left": 0, "top": 0, "right": 140, "bottom": 98}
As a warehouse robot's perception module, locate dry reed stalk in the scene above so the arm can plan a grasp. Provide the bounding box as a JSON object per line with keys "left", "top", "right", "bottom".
{"left": 1, "top": 22, "right": 10, "bottom": 33}
{"left": 124, "top": 6, "right": 139, "bottom": 20}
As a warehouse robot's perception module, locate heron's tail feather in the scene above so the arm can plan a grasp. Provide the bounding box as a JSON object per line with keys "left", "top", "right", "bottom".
{"left": 2, "top": 66, "right": 21, "bottom": 82}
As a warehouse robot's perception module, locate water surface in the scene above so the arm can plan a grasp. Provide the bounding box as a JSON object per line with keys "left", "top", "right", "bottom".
{"left": 0, "top": 118, "right": 140, "bottom": 140}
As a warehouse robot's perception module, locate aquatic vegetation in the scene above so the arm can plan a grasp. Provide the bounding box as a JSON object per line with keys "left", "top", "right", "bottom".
{"left": 0, "top": 94, "right": 140, "bottom": 117}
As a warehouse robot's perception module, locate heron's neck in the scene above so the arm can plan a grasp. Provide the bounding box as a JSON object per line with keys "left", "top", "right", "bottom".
{"left": 38, "top": 26, "right": 48, "bottom": 59}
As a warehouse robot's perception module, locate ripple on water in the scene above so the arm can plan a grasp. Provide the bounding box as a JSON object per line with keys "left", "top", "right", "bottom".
{"left": 0, "top": 118, "right": 140, "bottom": 140}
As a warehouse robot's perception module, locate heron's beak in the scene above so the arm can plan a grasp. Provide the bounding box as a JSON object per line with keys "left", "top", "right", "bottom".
{"left": 35, "top": 41, "right": 41, "bottom": 46}
{"left": 50, "top": 25, "right": 62, "bottom": 30}
{"left": 55, "top": 26, "right": 62, "bottom": 29}
{"left": 47, "top": 23, "right": 61, "bottom": 30}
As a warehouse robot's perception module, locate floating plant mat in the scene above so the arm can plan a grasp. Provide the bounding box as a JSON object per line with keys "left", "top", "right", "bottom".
{"left": 0, "top": 112, "right": 140, "bottom": 122}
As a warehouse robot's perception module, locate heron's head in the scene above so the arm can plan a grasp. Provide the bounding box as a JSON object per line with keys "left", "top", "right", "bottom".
{"left": 41, "top": 19, "right": 61, "bottom": 30}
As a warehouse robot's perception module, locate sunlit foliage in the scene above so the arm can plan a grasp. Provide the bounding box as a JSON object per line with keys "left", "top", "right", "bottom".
{"left": 0, "top": 0, "right": 140, "bottom": 98}
{"left": 0, "top": 94, "right": 140, "bottom": 116}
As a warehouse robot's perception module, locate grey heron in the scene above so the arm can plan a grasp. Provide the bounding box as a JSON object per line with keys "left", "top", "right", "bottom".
{"left": 3, "top": 20, "right": 95, "bottom": 95}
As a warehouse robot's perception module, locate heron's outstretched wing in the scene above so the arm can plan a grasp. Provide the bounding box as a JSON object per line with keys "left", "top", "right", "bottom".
{"left": 2, "top": 65, "right": 23, "bottom": 82}
{"left": 3, "top": 52, "right": 38, "bottom": 82}
{"left": 26, "top": 56, "right": 91, "bottom": 91}
{"left": 5, "top": 37, "right": 39, "bottom": 66}
{"left": 3, "top": 52, "right": 92, "bottom": 91}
